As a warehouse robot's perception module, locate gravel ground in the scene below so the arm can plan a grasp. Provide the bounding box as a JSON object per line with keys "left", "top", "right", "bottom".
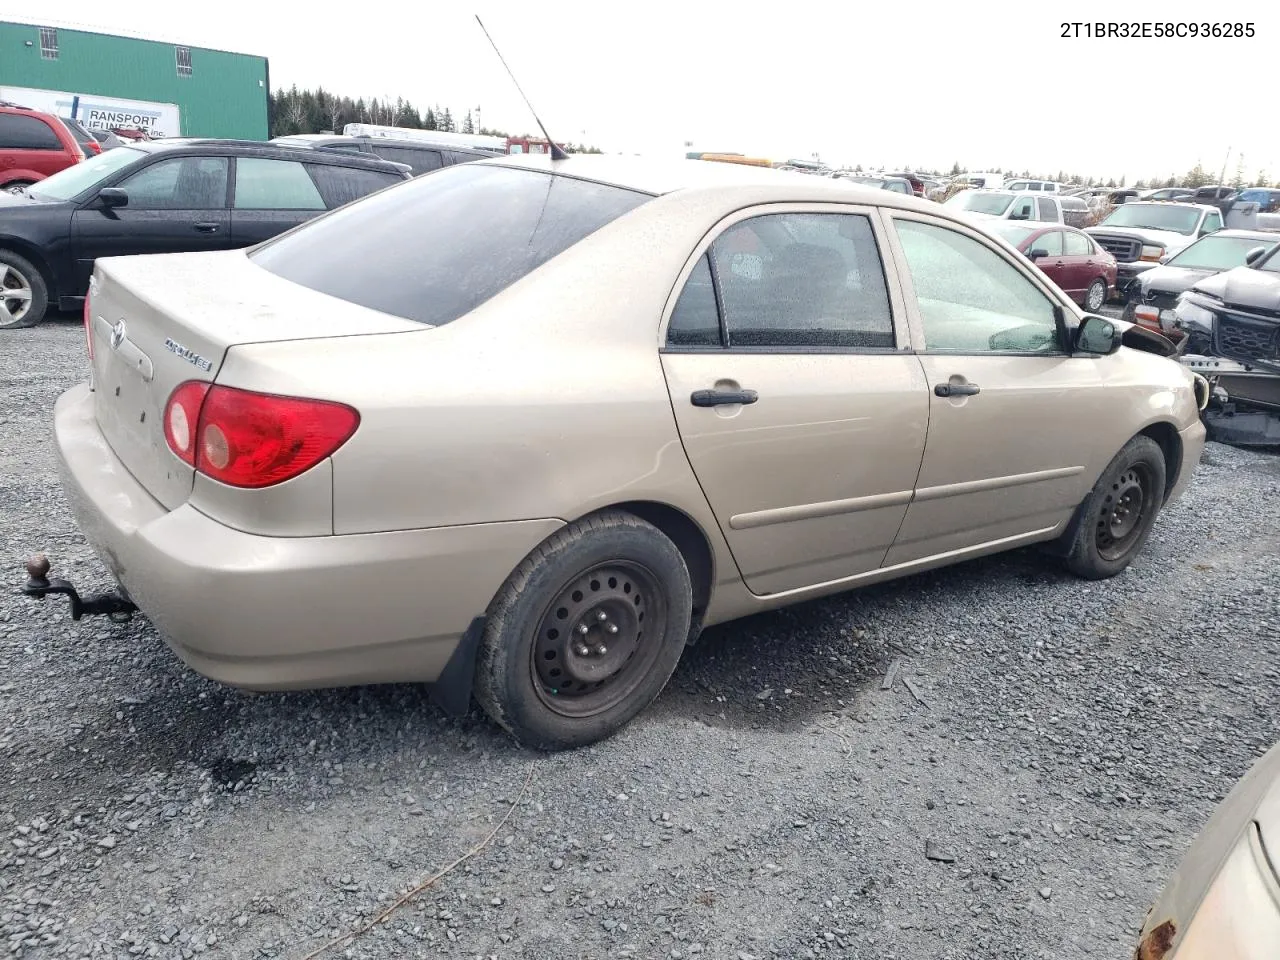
{"left": 3, "top": 316, "right": 1279, "bottom": 960}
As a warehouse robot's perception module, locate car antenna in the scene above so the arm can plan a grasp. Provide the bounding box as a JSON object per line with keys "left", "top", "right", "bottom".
{"left": 475, "top": 15, "right": 569, "bottom": 161}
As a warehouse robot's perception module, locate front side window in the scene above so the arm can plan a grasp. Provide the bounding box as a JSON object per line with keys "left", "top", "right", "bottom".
{"left": 1201, "top": 212, "right": 1222, "bottom": 234}
{"left": 1009, "top": 197, "right": 1035, "bottom": 221}
{"left": 250, "top": 164, "right": 651, "bottom": 326}
{"left": 0, "top": 113, "right": 61, "bottom": 151}
{"left": 704, "top": 212, "right": 895, "bottom": 349}
{"left": 234, "top": 158, "right": 325, "bottom": 210}
{"left": 894, "top": 219, "right": 1061, "bottom": 354}
{"left": 119, "top": 156, "right": 228, "bottom": 209}
{"left": 1030, "top": 231, "right": 1063, "bottom": 257}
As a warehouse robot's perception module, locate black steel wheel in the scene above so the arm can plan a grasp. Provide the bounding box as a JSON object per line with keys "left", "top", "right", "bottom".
{"left": 475, "top": 511, "right": 693, "bottom": 751}
{"left": 1094, "top": 464, "right": 1153, "bottom": 562}
{"left": 1064, "top": 435, "right": 1167, "bottom": 580}
{"left": 531, "top": 561, "right": 667, "bottom": 718}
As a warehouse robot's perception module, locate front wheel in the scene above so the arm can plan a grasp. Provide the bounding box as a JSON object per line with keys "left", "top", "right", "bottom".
{"left": 1064, "top": 436, "right": 1167, "bottom": 580}
{"left": 1085, "top": 278, "right": 1107, "bottom": 313}
{"left": 0, "top": 250, "right": 48, "bottom": 330}
{"left": 474, "top": 511, "right": 693, "bottom": 751}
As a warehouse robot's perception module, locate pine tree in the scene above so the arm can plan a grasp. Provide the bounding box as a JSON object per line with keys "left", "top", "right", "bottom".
{"left": 1231, "top": 153, "right": 1247, "bottom": 189}
{"left": 1257, "top": 170, "right": 1270, "bottom": 188}
{"left": 1183, "top": 162, "right": 1210, "bottom": 188}
{"left": 949, "top": 161, "right": 962, "bottom": 176}
{"left": 461, "top": 110, "right": 475, "bottom": 134}
{"left": 439, "top": 108, "right": 454, "bottom": 132}
{"left": 1119, "top": 175, "right": 1126, "bottom": 188}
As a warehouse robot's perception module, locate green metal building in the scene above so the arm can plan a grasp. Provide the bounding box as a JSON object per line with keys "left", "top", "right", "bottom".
{"left": 0, "top": 20, "right": 268, "bottom": 140}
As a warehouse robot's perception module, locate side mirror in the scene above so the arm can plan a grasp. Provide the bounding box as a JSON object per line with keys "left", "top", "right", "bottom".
{"left": 98, "top": 188, "right": 129, "bottom": 209}
{"left": 1075, "top": 315, "right": 1121, "bottom": 355}
{"left": 1029, "top": 248, "right": 1049, "bottom": 260}
{"left": 1245, "top": 246, "right": 1269, "bottom": 266}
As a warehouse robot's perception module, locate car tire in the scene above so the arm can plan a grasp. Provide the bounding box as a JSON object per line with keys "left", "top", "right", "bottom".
{"left": 1064, "top": 435, "right": 1167, "bottom": 580}
{"left": 474, "top": 510, "right": 693, "bottom": 751}
{"left": 0, "top": 249, "right": 48, "bottom": 330}
{"left": 1085, "top": 279, "right": 1107, "bottom": 313}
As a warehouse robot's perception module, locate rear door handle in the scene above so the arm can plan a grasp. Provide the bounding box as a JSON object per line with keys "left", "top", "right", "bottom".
{"left": 691, "top": 388, "right": 758, "bottom": 407}
{"left": 935, "top": 382, "right": 981, "bottom": 397}
{"left": 194, "top": 222, "right": 220, "bottom": 233}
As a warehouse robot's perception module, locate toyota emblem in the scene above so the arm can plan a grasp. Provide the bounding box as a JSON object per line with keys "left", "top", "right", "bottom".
{"left": 109, "top": 320, "right": 126, "bottom": 351}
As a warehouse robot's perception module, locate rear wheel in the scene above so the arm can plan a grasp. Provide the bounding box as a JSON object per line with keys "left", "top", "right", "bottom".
{"left": 474, "top": 511, "right": 692, "bottom": 751}
{"left": 1064, "top": 436, "right": 1167, "bottom": 580}
{"left": 0, "top": 250, "right": 47, "bottom": 330}
{"left": 1085, "top": 278, "right": 1107, "bottom": 313}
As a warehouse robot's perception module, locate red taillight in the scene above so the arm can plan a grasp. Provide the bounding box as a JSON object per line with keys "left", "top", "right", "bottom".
{"left": 163, "top": 381, "right": 211, "bottom": 466}
{"left": 163, "top": 382, "right": 359, "bottom": 488}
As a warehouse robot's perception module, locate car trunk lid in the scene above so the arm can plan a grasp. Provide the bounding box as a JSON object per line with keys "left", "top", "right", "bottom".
{"left": 87, "top": 249, "right": 424, "bottom": 511}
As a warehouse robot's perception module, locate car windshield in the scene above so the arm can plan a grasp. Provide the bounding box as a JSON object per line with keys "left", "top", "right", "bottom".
{"left": 944, "top": 192, "right": 1014, "bottom": 215}
{"left": 986, "top": 223, "right": 1038, "bottom": 246}
{"left": 1168, "top": 235, "right": 1279, "bottom": 271}
{"left": 250, "top": 164, "right": 653, "bottom": 326}
{"left": 28, "top": 146, "right": 144, "bottom": 201}
{"left": 1100, "top": 203, "right": 1200, "bottom": 234}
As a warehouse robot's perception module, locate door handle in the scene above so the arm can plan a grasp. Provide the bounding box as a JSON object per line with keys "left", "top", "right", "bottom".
{"left": 194, "top": 222, "right": 220, "bottom": 233}
{"left": 691, "top": 388, "right": 758, "bottom": 407}
{"left": 935, "top": 382, "right": 980, "bottom": 397}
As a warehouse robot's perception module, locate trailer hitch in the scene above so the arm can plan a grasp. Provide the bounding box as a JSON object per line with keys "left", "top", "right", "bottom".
{"left": 21, "top": 555, "right": 137, "bottom": 622}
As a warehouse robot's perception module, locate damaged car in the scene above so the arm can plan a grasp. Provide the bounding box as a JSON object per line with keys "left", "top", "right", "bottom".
{"left": 1172, "top": 242, "right": 1280, "bottom": 446}
{"left": 1087, "top": 202, "right": 1225, "bottom": 302}
{"left": 1123, "top": 229, "right": 1280, "bottom": 329}
{"left": 21, "top": 155, "right": 1207, "bottom": 751}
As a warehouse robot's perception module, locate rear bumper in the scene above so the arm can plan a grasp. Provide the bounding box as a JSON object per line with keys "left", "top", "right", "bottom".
{"left": 53, "top": 382, "right": 562, "bottom": 691}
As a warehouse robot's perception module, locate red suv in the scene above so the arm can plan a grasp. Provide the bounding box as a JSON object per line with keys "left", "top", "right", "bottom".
{"left": 0, "top": 102, "right": 85, "bottom": 190}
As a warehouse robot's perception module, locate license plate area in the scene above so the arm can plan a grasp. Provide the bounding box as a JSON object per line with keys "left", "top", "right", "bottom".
{"left": 91, "top": 315, "right": 161, "bottom": 467}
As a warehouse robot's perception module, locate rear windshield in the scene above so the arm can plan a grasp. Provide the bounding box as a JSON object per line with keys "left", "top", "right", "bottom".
{"left": 250, "top": 164, "right": 652, "bottom": 326}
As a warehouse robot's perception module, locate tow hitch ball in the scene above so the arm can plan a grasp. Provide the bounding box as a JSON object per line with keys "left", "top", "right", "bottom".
{"left": 21, "top": 554, "right": 137, "bottom": 622}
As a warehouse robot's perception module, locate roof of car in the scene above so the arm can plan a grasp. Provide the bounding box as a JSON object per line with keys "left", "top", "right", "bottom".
{"left": 121, "top": 138, "right": 408, "bottom": 171}
{"left": 478, "top": 154, "right": 945, "bottom": 209}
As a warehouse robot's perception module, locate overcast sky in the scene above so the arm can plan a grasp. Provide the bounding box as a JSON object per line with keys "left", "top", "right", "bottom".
{"left": 5, "top": 2, "right": 1274, "bottom": 182}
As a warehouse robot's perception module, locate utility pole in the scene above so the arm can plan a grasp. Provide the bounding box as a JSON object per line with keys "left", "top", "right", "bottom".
{"left": 1218, "top": 146, "right": 1231, "bottom": 189}
{"left": 475, "top": 105, "right": 482, "bottom": 133}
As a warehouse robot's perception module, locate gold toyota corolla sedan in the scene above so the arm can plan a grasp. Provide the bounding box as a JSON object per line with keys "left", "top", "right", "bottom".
{"left": 26, "top": 154, "right": 1207, "bottom": 750}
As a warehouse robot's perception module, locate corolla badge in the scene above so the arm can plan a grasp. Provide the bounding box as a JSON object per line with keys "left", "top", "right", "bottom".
{"left": 164, "top": 338, "right": 213, "bottom": 372}
{"left": 109, "top": 320, "right": 126, "bottom": 351}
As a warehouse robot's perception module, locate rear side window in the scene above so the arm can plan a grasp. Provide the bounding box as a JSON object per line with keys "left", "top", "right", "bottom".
{"left": 370, "top": 144, "right": 443, "bottom": 175}
{"left": 447, "top": 151, "right": 483, "bottom": 165}
{"left": 234, "top": 158, "right": 326, "bottom": 210}
{"left": 1063, "top": 232, "right": 1092, "bottom": 256}
{"left": 1037, "top": 197, "right": 1056, "bottom": 220}
{"left": 0, "top": 113, "right": 62, "bottom": 150}
{"left": 306, "top": 163, "right": 403, "bottom": 208}
{"left": 250, "top": 164, "right": 651, "bottom": 326}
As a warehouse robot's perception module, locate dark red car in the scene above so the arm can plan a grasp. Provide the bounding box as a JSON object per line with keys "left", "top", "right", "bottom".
{"left": 0, "top": 102, "right": 85, "bottom": 190}
{"left": 986, "top": 221, "right": 1117, "bottom": 312}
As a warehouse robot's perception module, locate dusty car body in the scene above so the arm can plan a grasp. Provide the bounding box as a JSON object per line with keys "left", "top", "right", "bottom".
{"left": 28, "top": 154, "right": 1206, "bottom": 750}
{"left": 1135, "top": 740, "right": 1280, "bottom": 959}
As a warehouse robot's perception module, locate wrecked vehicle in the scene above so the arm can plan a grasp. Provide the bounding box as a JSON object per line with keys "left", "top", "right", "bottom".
{"left": 1122, "top": 229, "right": 1280, "bottom": 326}
{"left": 1134, "top": 739, "right": 1280, "bottom": 959}
{"left": 1172, "top": 243, "right": 1280, "bottom": 446}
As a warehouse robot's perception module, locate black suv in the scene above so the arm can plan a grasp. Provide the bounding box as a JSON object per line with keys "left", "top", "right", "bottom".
{"left": 270, "top": 134, "right": 493, "bottom": 177}
{"left": 0, "top": 139, "right": 411, "bottom": 329}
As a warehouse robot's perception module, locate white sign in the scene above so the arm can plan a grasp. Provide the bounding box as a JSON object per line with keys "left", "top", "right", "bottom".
{"left": 0, "top": 86, "right": 181, "bottom": 139}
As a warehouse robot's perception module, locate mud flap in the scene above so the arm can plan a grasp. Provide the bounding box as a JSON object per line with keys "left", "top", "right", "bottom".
{"left": 427, "top": 617, "right": 486, "bottom": 717}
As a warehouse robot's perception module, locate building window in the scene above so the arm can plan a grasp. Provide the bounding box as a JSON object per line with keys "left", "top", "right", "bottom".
{"left": 39, "top": 27, "right": 58, "bottom": 60}
{"left": 176, "top": 46, "right": 192, "bottom": 77}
